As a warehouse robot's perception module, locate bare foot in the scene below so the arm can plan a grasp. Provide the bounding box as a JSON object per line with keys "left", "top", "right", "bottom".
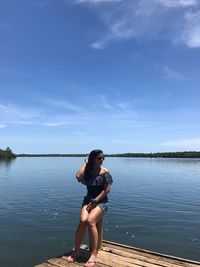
{"left": 66, "top": 251, "right": 79, "bottom": 263}
{"left": 84, "top": 258, "right": 97, "bottom": 267}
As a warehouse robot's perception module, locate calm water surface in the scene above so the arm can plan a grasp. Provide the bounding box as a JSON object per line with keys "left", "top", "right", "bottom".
{"left": 0, "top": 157, "right": 200, "bottom": 267}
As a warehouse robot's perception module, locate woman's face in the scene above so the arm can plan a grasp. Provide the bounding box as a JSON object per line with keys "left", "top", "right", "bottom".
{"left": 94, "top": 153, "right": 104, "bottom": 166}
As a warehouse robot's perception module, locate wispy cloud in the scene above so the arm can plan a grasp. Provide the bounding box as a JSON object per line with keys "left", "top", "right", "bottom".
{"left": 43, "top": 122, "right": 70, "bottom": 127}
{"left": 42, "top": 114, "right": 90, "bottom": 127}
{"left": 0, "top": 101, "right": 85, "bottom": 127}
{"left": 45, "top": 99, "right": 84, "bottom": 113}
{"left": 163, "top": 66, "right": 191, "bottom": 80}
{"left": 44, "top": 94, "right": 141, "bottom": 129}
{"left": 77, "top": 0, "right": 200, "bottom": 49}
{"left": 180, "top": 10, "right": 200, "bottom": 48}
{"left": 0, "top": 96, "right": 140, "bottom": 130}
{"left": 86, "top": 94, "right": 138, "bottom": 118}
{"left": 111, "top": 138, "right": 132, "bottom": 144}
{"left": 96, "top": 94, "right": 113, "bottom": 109}
{"left": 33, "top": 0, "right": 50, "bottom": 8}
{"left": 154, "top": 0, "right": 197, "bottom": 8}
{"left": 162, "top": 138, "right": 200, "bottom": 150}
{"left": 0, "top": 103, "right": 40, "bottom": 124}
{"left": 77, "top": 0, "right": 122, "bottom": 4}
{"left": 0, "top": 124, "right": 6, "bottom": 128}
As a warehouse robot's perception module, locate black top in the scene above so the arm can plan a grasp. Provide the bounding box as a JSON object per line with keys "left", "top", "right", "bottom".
{"left": 82, "top": 172, "right": 113, "bottom": 202}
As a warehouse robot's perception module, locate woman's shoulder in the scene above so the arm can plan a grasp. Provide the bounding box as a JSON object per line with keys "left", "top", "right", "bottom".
{"left": 101, "top": 167, "right": 113, "bottom": 184}
{"left": 100, "top": 167, "right": 109, "bottom": 174}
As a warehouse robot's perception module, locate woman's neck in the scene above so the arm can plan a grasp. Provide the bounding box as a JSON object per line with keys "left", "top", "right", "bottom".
{"left": 92, "top": 165, "right": 101, "bottom": 174}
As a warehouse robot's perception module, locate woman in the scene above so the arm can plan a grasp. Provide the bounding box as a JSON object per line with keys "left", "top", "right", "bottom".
{"left": 67, "top": 149, "right": 113, "bottom": 267}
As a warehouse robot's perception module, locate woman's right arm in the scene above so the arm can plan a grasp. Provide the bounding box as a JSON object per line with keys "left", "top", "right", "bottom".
{"left": 76, "top": 157, "right": 88, "bottom": 182}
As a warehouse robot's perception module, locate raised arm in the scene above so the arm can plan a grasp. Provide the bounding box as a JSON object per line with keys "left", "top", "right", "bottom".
{"left": 76, "top": 156, "right": 88, "bottom": 182}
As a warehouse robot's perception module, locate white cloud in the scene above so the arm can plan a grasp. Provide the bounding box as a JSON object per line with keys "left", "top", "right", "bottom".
{"left": 33, "top": 0, "right": 50, "bottom": 8}
{"left": 162, "top": 138, "right": 200, "bottom": 150}
{"left": 77, "top": 0, "right": 122, "bottom": 4}
{"left": 79, "top": 0, "right": 200, "bottom": 49}
{"left": 180, "top": 10, "right": 200, "bottom": 48}
{"left": 0, "top": 101, "right": 89, "bottom": 127}
{"left": 43, "top": 122, "right": 66, "bottom": 127}
{"left": 42, "top": 117, "right": 88, "bottom": 127}
{"left": 91, "top": 40, "right": 107, "bottom": 49}
{"left": 0, "top": 104, "right": 40, "bottom": 124}
{"left": 0, "top": 124, "right": 6, "bottom": 128}
{"left": 111, "top": 139, "right": 131, "bottom": 144}
{"left": 0, "top": 96, "right": 139, "bottom": 129}
{"left": 154, "top": 0, "right": 197, "bottom": 8}
{"left": 163, "top": 66, "right": 190, "bottom": 80}
{"left": 47, "top": 96, "right": 140, "bottom": 129}
{"left": 97, "top": 94, "right": 113, "bottom": 109}
{"left": 45, "top": 99, "right": 84, "bottom": 113}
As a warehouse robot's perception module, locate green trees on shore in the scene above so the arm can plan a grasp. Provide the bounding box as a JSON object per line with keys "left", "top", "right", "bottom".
{"left": 108, "top": 151, "right": 200, "bottom": 158}
{"left": 1, "top": 148, "right": 200, "bottom": 158}
{"left": 17, "top": 151, "right": 200, "bottom": 158}
{"left": 0, "top": 147, "right": 16, "bottom": 159}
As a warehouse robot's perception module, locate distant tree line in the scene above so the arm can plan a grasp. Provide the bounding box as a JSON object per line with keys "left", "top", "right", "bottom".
{"left": 0, "top": 147, "right": 16, "bottom": 159}
{"left": 2, "top": 148, "right": 200, "bottom": 158}
{"left": 17, "top": 154, "right": 87, "bottom": 157}
{"left": 16, "top": 151, "right": 200, "bottom": 158}
{"left": 108, "top": 151, "right": 200, "bottom": 158}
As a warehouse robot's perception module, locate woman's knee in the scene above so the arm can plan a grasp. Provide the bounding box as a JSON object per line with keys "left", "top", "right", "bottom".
{"left": 80, "top": 215, "right": 88, "bottom": 224}
{"left": 87, "top": 217, "right": 96, "bottom": 227}
{"left": 80, "top": 206, "right": 89, "bottom": 223}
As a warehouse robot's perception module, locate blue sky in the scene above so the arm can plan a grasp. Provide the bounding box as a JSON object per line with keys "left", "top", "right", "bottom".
{"left": 0, "top": 0, "right": 200, "bottom": 154}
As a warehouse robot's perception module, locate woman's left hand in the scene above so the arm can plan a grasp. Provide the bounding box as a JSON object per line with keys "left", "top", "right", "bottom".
{"left": 86, "top": 199, "right": 97, "bottom": 212}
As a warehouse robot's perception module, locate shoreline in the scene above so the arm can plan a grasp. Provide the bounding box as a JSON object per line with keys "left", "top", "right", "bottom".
{"left": 15, "top": 151, "right": 200, "bottom": 158}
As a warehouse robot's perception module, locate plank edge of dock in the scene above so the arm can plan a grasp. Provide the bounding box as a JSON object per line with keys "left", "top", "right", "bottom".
{"left": 102, "top": 239, "right": 200, "bottom": 265}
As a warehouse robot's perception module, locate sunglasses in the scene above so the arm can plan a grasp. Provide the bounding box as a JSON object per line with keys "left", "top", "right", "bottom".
{"left": 97, "top": 156, "right": 105, "bottom": 161}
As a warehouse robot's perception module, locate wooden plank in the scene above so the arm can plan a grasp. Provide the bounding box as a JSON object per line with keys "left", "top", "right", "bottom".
{"left": 100, "top": 249, "right": 173, "bottom": 267}
{"left": 62, "top": 255, "right": 109, "bottom": 267}
{"left": 102, "top": 240, "right": 200, "bottom": 266}
{"left": 97, "top": 255, "right": 144, "bottom": 267}
{"left": 61, "top": 255, "right": 87, "bottom": 266}
{"left": 98, "top": 250, "right": 184, "bottom": 267}
{"left": 34, "top": 263, "right": 58, "bottom": 267}
{"left": 98, "top": 250, "right": 161, "bottom": 267}
{"left": 102, "top": 247, "right": 197, "bottom": 267}
{"left": 47, "top": 258, "right": 81, "bottom": 267}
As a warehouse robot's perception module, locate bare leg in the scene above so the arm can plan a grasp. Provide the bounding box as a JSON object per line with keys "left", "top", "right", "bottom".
{"left": 86, "top": 206, "right": 104, "bottom": 265}
{"left": 67, "top": 205, "right": 89, "bottom": 262}
{"left": 75, "top": 205, "right": 89, "bottom": 252}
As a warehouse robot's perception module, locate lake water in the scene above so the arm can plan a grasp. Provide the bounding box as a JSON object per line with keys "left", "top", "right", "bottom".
{"left": 0, "top": 157, "right": 200, "bottom": 267}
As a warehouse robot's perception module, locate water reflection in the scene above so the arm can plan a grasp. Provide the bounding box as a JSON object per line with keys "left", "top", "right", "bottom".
{"left": 0, "top": 158, "right": 16, "bottom": 172}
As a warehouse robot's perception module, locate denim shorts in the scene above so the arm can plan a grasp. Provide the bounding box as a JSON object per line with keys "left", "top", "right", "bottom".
{"left": 82, "top": 196, "right": 108, "bottom": 213}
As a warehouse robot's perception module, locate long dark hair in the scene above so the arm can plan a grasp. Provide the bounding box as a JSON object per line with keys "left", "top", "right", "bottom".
{"left": 84, "top": 149, "right": 103, "bottom": 182}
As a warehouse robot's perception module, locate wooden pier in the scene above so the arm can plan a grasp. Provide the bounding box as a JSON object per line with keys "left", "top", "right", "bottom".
{"left": 34, "top": 240, "right": 200, "bottom": 267}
